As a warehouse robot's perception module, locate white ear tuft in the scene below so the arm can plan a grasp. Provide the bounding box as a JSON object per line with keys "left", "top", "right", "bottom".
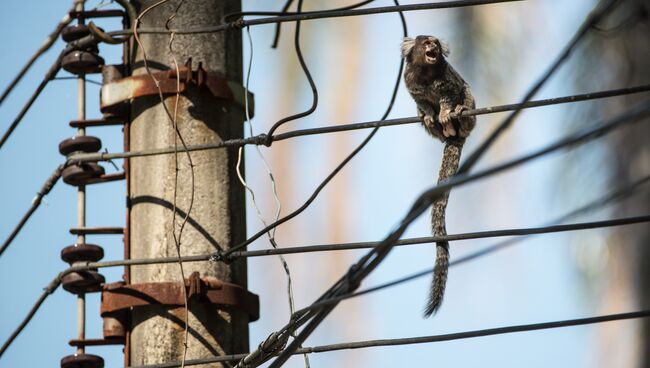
{"left": 439, "top": 39, "right": 450, "bottom": 57}
{"left": 400, "top": 37, "right": 415, "bottom": 59}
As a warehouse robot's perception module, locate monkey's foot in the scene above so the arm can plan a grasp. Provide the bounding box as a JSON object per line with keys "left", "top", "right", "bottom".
{"left": 423, "top": 115, "right": 435, "bottom": 129}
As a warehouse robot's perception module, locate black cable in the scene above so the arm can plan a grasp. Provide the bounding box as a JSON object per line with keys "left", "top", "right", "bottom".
{"left": 0, "top": 52, "right": 64, "bottom": 150}
{"left": 0, "top": 165, "right": 63, "bottom": 258}
{"left": 457, "top": 0, "right": 622, "bottom": 174}
{"left": 299, "top": 175, "right": 650, "bottom": 311}
{"left": 67, "top": 83, "right": 650, "bottom": 163}
{"left": 271, "top": 0, "right": 377, "bottom": 48}
{"left": 271, "top": 0, "right": 294, "bottom": 48}
{"left": 0, "top": 4, "right": 75, "bottom": 107}
{"left": 226, "top": 0, "right": 376, "bottom": 22}
{"left": 109, "top": 0, "right": 523, "bottom": 36}
{"left": 263, "top": 0, "right": 317, "bottom": 142}
{"left": 129, "top": 308, "right": 650, "bottom": 367}
{"left": 0, "top": 273, "right": 62, "bottom": 358}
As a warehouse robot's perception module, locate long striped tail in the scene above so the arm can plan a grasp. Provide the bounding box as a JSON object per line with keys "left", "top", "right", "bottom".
{"left": 424, "top": 140, "right": 463, "bottom": 317}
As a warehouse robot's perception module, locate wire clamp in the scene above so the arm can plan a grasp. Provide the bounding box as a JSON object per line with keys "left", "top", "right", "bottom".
{"left": 100, "top": 59, "right": 255, "bottom": 118}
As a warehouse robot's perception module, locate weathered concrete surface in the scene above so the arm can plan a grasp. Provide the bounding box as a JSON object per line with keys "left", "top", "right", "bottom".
{"left": 129, "top": 1, "right": 248, "bottom": 366}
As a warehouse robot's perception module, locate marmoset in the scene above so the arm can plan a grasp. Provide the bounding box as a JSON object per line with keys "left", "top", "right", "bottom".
{"left": 401, "top": 35, "right": 476, "bottom": 317}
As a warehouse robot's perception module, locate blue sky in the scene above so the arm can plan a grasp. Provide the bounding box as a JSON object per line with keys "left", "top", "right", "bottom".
{"left": 1, "top": 0, "right": 641, "bottom": 367}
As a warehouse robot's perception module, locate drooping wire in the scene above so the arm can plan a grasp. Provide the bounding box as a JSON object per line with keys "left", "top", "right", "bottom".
{"left": 234, "top": 24, "right": 308, "bottom": 367}
{"left": 263, "top": 0, "right": 317, "bottom": 142}
{"left": 132, "top": 1, "right": 195, "bottom": 367}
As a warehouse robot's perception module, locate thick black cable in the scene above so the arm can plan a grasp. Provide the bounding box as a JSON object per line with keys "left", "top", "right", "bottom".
{"left": 457, "top": 0, "right": 622, "bottom": 174}
{"left": 299, "top": 175, "right": 650, "bottom": 311}
{"left": 265, "top": 99, "right": 650, "bottom": 365}
{"left": 271, "top": 0, "right": 294, "bottom": 48}
{"left": 129, "top": 308, "right": 650, "bottom": 368}
{"left": 0, "top": 165, "right": 63, "bottom": 257}
{"left": 225, "top": 0, "right": 376, "bottom": 22}
{"left": 109, "top": 0, "right": 523, "bottom": 36}
{"left": 0, "top": 4, "right": 75, "bottom": 107}
{"left": 236, "top": 0, "right": 375, "bottom": 48}
{"left": 0, "top": 52, "right": 64, "bottom": 150}
{"left": 68, "top": 83, "right": 650, "bottom": 163}
{"left": 0, "top": 274, "right": 62, "bottom": 358}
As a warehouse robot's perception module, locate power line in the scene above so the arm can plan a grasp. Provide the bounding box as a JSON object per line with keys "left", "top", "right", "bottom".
{"left": 128, "top": 309, "right": 650, "bottom": 367}
{"left": 0, "top": 3, "right": 75, "bottom": 106}
{"left": 66, "top": 83, "right": 650, "bottom": 163}
{"left": 0, "top": 165, "right": 63, "bottom": 257}
{"left": 109, "top": 0, "right": 524, "bottom": 36}
{"left": 298, "top": 174, "right": 650, "bottom": 312}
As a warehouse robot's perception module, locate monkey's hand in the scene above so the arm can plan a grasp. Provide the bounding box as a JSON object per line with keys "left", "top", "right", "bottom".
{"left": 438, "top": 108, "right": 457, "bottom": 138}
{"left": 453, "top": 104, "right": 466, "bottom": 118}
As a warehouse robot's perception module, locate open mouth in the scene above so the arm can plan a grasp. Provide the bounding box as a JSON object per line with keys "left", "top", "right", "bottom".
{"left": 425, "top": 49, "right": 437, "bottom": 62}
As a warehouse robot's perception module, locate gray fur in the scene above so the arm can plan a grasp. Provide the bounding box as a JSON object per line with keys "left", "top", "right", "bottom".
{"left": 401, "top": 35, "right": 476, "bottom": 317}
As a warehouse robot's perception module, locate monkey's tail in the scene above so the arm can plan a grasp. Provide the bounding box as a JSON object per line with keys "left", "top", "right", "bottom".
{"left": 424, "top": 140, "right": 463, "bottom": 317}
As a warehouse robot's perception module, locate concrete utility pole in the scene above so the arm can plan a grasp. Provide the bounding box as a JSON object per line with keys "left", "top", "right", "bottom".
{"left": 128, "top": 0, "right": 249, "bottom": 365}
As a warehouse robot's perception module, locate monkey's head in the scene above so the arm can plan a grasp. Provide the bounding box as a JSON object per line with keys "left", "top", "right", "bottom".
{"left": 401, "top": 35, "right": 449, "bottom": 66}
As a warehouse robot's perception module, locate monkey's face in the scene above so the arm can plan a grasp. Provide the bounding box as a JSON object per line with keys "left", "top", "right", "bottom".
{"left": 417, "top": 36, "right": 443, "bottom": 65}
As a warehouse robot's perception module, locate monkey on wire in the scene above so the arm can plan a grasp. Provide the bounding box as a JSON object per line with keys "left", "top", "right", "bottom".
{"left": 401, "top": 35, "right": 476, "bottom": 317}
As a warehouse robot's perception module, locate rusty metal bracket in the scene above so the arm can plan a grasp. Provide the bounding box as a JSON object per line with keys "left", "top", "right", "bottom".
{"left": 101, "top": 272, "right": 260, "bottom": 322}
{"left": 100, "top": 59, "right": 254, "bottom": 117}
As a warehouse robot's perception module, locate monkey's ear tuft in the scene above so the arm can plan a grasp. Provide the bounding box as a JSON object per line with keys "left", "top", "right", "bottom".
{"left": 439, "top": 39, "right": 450, "bottom": 57}
{"left": 400, "top": 37, "right": 415, "bottom": 59}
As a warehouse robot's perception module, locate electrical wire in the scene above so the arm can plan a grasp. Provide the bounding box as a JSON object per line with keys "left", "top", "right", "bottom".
{"left": 66, "top": 83, "right": 650, "bottom": 163}
{"left": 0, "top": 2, "right": 76, "bottom": 107}
{"left": 297, "top": 174, "right": 650, "bottom": 312}
{"left": 0, "top": 165, "right": 63, "bottom": 257}
{"left": 127, "top": 309, "right": 650, "bottom": 367}
{"left": 108, "top": 0, "right": 524, "bottom": 36}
